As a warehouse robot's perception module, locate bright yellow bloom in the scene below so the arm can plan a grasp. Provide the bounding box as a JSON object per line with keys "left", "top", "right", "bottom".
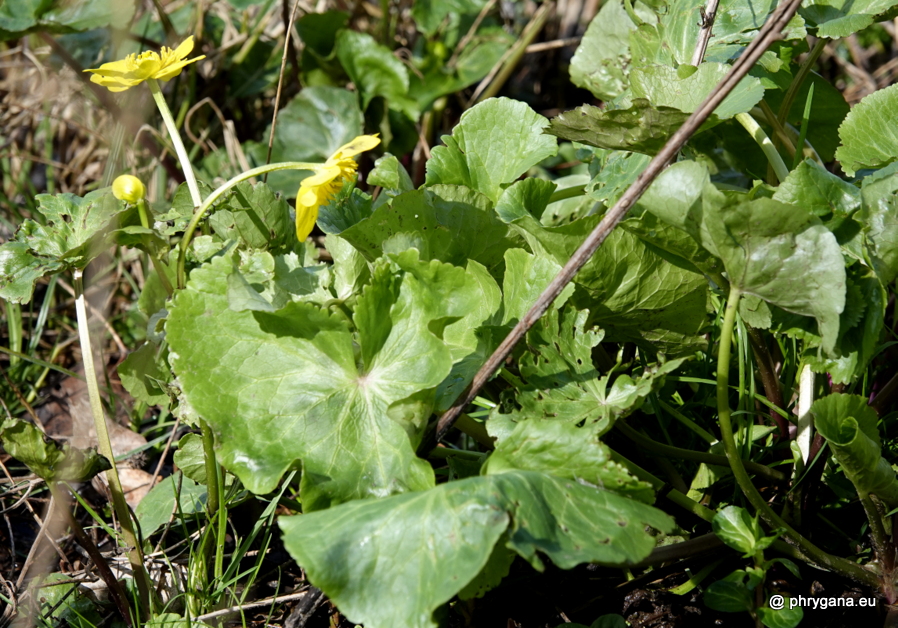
{"left": 295, "top": 135, "right": 381, "bottom": 240}
{"left": 112, "top": 175, "right": 146, "bottom": 203}
{"left": 84, "top": 37, "right": 205, "bottom": 92}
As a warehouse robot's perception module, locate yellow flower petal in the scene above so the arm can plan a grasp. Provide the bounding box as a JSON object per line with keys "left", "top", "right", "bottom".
{"left": 329, "top": 135, "right": 381, "bottom": 162}
{"left": 293, "top": 136, "right": 379, "bottom": 240}
{"left": 84, "top": 36, "right": 205, "bottom": 93}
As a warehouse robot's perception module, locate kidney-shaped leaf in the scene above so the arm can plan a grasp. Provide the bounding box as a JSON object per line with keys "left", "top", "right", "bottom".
{"left": 280, "top": 470, "right": 673, "bottom": 628}
{"left": 425, "top": 98, "right": 557, "bottom": 201}
{"left": 835, "top": 82, "right": 898, "bottom": 177}
{"left": 167, "top": 252, "right": 479, "bottom": 508}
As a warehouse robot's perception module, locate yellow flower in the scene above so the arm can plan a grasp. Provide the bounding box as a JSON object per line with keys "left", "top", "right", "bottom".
{"left": 84, "top": 37, "right": 205, "bottom": 92}
{"left": 112, "top": 175, "right": 146, "bottom": 204}
{"left": 295, "top": 135, "right": 381, "bottom": 241}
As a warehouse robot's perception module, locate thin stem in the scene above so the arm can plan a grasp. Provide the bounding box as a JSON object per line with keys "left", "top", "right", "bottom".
{"left": 860, "top": 493, "right": 892, "bottom": 568}
{"left": 201, "top": 420, "right": 219, "bottom": 517}
{"left": 716, "top": 285, "right": 880, "bottom": 589}
{"left": 547, "top": 184, "right": 587, "bottom": 204}
{"left": 691, "top": 0, "right": 721, "bottom": 66}
{"left": 51, "top": 483, "right": 133, "bottom": 627}
{"left": 148, "top": 79, "right": 201, "bottom": 207}
{"left": 745, "top": 326, "right": 788, "bottom": 440}
{"left": 73, "top": 269, "right": 153, "bottom": 612}
{"left": 615, "top": 418, "right": 786, "bottom": 482}
{"left": 436, "top": 0, "right": 807, "bottom": 440}
{"left": 735, "top": 112, "right": 790, "bottom": 183}
{"left": 776, "top": 38, "right": 826, "bottom": 129}
{"left": 176, "top": 160, "right": 320, "bottom": 289}
{"left": 609, "top": 449, "right": 717, "bottom": 523}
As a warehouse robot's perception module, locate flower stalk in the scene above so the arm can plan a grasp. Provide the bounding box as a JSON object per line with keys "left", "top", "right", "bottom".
{"left": 73, "top": 269, "right": 154, "bottom": 613}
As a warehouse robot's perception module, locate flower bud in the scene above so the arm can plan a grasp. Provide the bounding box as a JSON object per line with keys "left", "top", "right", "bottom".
{"left": 112, "top": 175, "right": 147, "bottom": 203}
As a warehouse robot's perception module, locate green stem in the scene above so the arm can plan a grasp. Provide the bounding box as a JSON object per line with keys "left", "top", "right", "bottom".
{"left": 777, "top": 38, "right": 826, "bottom": 130}
{"left": 73, "top": 269, "right": 154, "bottom": 613}
{"left": 658, "top": 400, "right": 717, "bottom": 445}
{"left": 860, "top": 493, "right": 891, "bottom": 567}
{"left": 615, "top": 419, "right": 785, "bottom": 482}
{"left": 609, "top": 449, "right": 717, "bottom": 523}
{"left": 548, "top": 184, "right": 587, "bottom": 204}
{"left": 148, "top": 79, "right": 201, "bottom": 208}
{"left": 734, "top": 112, "right": 790, "bottom": 183}
{"left": 201, "top": 419, "right": 219, "bottom": 517}
{"left": 175, "top": 160, "right": 320, "bottom": 289}
{"left": 5, "top": 301, "right": 21, "bottom": 367}
{"left": 716, "top": 285, "right": 880, "bottom": 589}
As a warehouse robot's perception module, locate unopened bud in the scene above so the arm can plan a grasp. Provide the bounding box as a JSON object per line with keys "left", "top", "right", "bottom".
{"left": 112, "top": 175, "right": 146, "bottom": 203}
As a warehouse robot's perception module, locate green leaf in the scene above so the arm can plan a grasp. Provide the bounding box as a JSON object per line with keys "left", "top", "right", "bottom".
{"left": 497, "top": 189, "right": 710, "bottom": 353}
{"left": 207, "top": 181, "right": 297, "bottom": 252}
{"left": 630, "top": 63, "right": 765, "bottom": 120}
{"left": 0, "top": 0, "right": 134, "bottom": 38}
{"left": 493, "top": 305, "right": 685, "bottom": 433}
{"left": 570, "top": 0, "right": 638, "bottom": 100}
{"left": 661, "top": 0, "right": 805, "bottom": 65}
{"left": 0, "top": 241, "right": 64, "bottom": 304}
{"left": 37, "top": 573, "right": 104, "bottom": 628}
{"left": 704, "top": 580, "right": 754, "bottom": 613}
{"left": 547, "top": 101, "right": 691, "bottom": 155}
{"left": 859, "top": 169, "right": 898, "bottom": 283}
{"left": 280, "top": 470, "right": 673, "bottom": 628}
{"left": 773, "top": 159, "right": 861, "bottom": 218}
{"left": 168, "top": 252, "right": 482, "bottom": 507}
{"left": 425, "top": 98, "right": 558, "bottom": 201}
{"left": 709, "top": 198, "right": 845, "bottom": 353}
{"left": 335, "top": 29, "right": 418, "bottom": 118}
{"left": 813, "top": 393, "right": 898, "bottom": 507}
{"left": 368, "top": 153, "right": 414, "bottom": 198}
{"left": 765, "top": 72, "right": 848, "bottom": 163}
{"left": 499, "top": 248, "right": 575, "bottom": 326}
{"left": 412, "top": 0, "right": 489, "bottom": 35}
{"left": 118, "top": 343, "right": 170, "bottom": 407}
{"left": 800, "top": 0, "right": 898, "bottom": 38}
{"left": 712, "top": 505, "right": 763, "bottom": 555}
{"left": 323, "top": 186, "right": 515, "bottom": 276}
{"left": 136, "top": 472, "right": 207, "bottom": 537}
{"left": 408, "top": 26, "right": 512, "bottom": 111}
{"left": 758, "top": 600, "right": 803, "bottom": 628}
{"left": 483, "top": 420, "right": 655, "bottom": 503}
{"left": 836, "top": 82, "right": 898, "bottom": 177}
{"left": 245, "top": 86, "right": 364, "bottom": 198}
{"left": 25, "top": 190, "right": 130, "bottom": 261}
{"left": 639, "top": 161, "right": 846, "bottom": 353}
{"left": 0, "top": 418, "right": 110, "bottom": 483}
{"left": 173, "top": 434, "right": 208, "bottom": 484}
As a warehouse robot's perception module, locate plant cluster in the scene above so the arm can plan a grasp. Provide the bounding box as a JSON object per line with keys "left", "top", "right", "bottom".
{"left": 3, "top": 0, "right": 898, "bottom": 627}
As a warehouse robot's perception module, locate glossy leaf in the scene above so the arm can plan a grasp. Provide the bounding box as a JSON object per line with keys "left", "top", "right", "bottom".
{"left": 773, "top": 159, "right": 861, "bottom": 218}
{"left": 207, "top": 181, "right": 297, "bottom": 252}
{"left": 136, "top": 472, "right": 207, "bottom": 537}
{"left": 835, "top": 82, "right": 898, "bottom": 176}
{"left": 638, "top": 161, "right": 845, "bottom": 353}
{"left": 0, "top": 418, "right": 110, "bottom": 483}
{"left": 335, "top": 29, "right": 418, "bottom": 118}
{"left": 712, "top": 505, "right": 763, "bottom": 556}
{"left": 547, "top": 100, "right": 690, "bottom": 155}
{"left": 483, "top": 419, "right": 655, "bottom": 503}
{"left": 167, "top": 252, "right": 480, "bottom": 507}
{"left": 569, "top": 0, "right": 638, "bottom": 100}
{"left": 280, "top": 470, "right": 673, "bottom": 628}
{"left": 630, "top": 63, "right": 764, "bottom": 120}
{"left": 245, "top": 86, "right": 364, "bottom": 197}
{"left": 425, "top": 98, "right": 558, "bottom": 201}
{"left": 704, "top": 580, "right": 754, "bottom": 612}
{"left": 118, "top": 342, "right": 170, "bottom": 406}
{"left": 812, "top": 393, "right": 898, "bottom": 507}
{"left": 800, "top": 0, "right": 898, "bottom": 39}
{"left": 859, "top": 168, "right": 898, "bottom": 283}
{"left": 492, "top": 305, "right": 685, "bottom": 433}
